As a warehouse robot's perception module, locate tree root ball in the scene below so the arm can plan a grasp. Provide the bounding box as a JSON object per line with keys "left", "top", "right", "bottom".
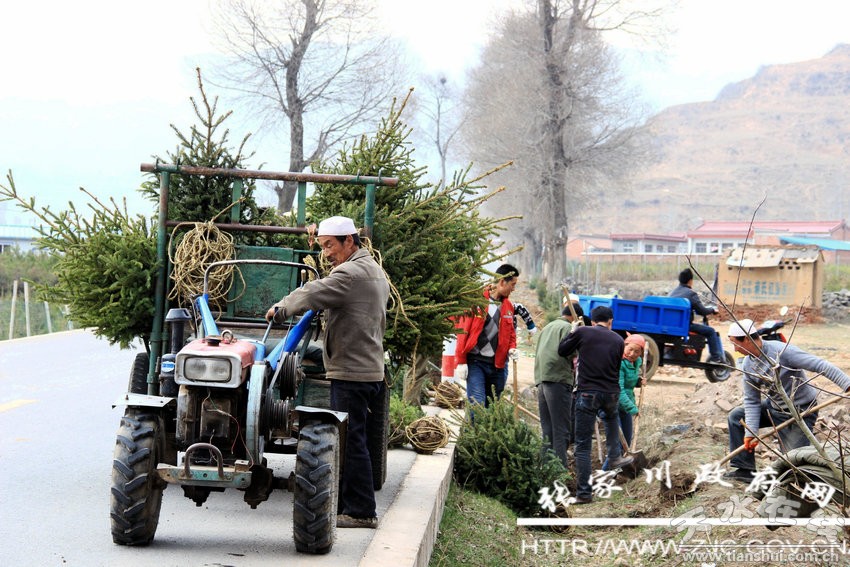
{"left": 405, "top": 416, "right": 450, "bottom": 454}
{"left": 433, "top": 381, "right": 465, "bottom": 409}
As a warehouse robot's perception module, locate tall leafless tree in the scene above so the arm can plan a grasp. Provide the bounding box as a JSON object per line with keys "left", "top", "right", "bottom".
{"left": 210, "top": 0, "right": 406, "bottom": 212}
{"left": 462, "top": 0, "right": 667, "bottom": 282}
{"left": 412, "top": 75, "right": 465, "bottom": 187}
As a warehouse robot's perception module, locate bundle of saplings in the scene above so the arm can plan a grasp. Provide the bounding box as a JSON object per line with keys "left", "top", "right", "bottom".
{"left": 454, "top": 398, "right": 567, "bottom": 517}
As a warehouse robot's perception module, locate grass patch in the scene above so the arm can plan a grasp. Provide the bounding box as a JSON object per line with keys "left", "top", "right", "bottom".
{"left": 431, "top": 482, "right": 526, "bottom": 567}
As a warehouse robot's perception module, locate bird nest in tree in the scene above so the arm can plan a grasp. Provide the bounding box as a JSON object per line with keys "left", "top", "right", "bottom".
{"left": 405, "top": 416, "right": 450, "bottom": 454}
{"left": 431, "top": 381, "right": 465, "bottom": 409}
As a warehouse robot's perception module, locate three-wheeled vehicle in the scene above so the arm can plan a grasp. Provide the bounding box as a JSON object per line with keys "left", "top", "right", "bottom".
{"left": 577, "top": 294, "right": 735, "bottom": 383}
{"left": 110, "top": 163, "right": 396, "bottom": 554}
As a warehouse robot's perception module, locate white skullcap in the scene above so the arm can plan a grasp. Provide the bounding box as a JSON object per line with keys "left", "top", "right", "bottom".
{"left": 317, "top": 216, "right": 357, "bottom": 236}
{"left": 728, "top": 319, "right": 757, "bottom": 338}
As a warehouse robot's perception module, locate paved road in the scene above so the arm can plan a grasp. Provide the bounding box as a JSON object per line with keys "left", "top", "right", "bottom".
{"left": 0, "top": 330, "right": 416, "bottom": 567}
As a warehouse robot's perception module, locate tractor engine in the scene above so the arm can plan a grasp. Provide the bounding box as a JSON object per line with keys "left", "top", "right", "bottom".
{"left": 173, "top": 337, "right": 257, "bottom": 459}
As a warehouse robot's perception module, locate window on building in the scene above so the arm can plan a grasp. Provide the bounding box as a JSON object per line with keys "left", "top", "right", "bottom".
{"left": 721, "top": 242, "right": 734, "bottom": 251}
{"left": 622, "top": 241, "right": 635, "bottom": 253}
{"left": 695, "top": 242, "right": 707, "bottom": 253}
{"left": 645, "top": 244, "right": 653, "bottom": 253}
{"left": 709, "top": 242, "right": 720, "bottom": 253}
{"left": 667, "top": 245, "right": 676, "bottom": 253}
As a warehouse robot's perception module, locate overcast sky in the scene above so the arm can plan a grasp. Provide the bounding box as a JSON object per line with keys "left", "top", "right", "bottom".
{"left": 2, "top": 0, "right": 850, "bottom": 223}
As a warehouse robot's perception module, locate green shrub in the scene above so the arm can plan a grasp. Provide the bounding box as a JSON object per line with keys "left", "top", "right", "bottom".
{"left": 454, "top": 397, "right": 567, "bottom": 517}
{"left": 388, "top": 394, "right": 424, "bottom": 447}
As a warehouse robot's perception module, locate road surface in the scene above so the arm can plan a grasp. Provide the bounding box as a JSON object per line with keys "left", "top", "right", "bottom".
{"left": 0, "top": 330, "right": 416, "bottom": 567}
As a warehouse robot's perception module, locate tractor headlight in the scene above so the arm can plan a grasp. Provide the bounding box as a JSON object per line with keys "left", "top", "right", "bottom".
{"left": 175, "top": 352, "right": 243, "bottom": 387}
{"left": 183, "top": 357, "right": 233, "bottom": 382}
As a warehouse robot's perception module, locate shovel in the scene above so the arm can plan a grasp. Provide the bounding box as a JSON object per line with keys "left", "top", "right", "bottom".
{"left": 617, "top": 428, "right": 646, "bottom": 477}
{"left": 627, "top": 360, "right": 648, "bottom": 462}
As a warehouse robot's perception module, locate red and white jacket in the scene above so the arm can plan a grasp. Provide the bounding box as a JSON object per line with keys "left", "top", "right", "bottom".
{"left": 454, "top": 289, "right": 516, "bottom": 369}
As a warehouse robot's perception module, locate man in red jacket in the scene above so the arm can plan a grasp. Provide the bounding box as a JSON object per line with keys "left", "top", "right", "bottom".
{"left": 453, "top": 264, "right": 519, "bottom": 407}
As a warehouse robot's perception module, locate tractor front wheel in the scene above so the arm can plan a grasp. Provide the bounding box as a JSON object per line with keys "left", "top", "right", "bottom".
{"left": 110, "top": 409, "right": 166, "bottom": 546}
{"left": 293, "top": 422, "right": 339, "bottom": 554}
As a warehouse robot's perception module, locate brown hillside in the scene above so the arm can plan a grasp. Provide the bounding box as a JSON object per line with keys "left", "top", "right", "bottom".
{"left": 578, "top": 44, "right": 850, "bottom": 234}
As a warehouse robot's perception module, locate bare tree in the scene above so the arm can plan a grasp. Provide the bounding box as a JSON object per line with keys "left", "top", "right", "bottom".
{"left": 462, "top": 0, "right": 666, "bottom": 282}
{"left": 210, "top": 0, "right": 406, "bottom": 212}
{"left": 412, "top": 74, "right": 465, "bottom": 187}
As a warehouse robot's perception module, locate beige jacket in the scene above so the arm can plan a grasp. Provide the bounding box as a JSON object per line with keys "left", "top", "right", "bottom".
{"left": 272, "top": 248, "right": 389, "bottom": 382}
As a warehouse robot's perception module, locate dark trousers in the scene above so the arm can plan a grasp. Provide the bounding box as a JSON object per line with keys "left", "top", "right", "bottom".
{"left": 537, "top": 382, "right": 573, "bottom": 468}
{"left": 601, "top": 408, "right": 633, "bottom": 470}
{"left": 331, "top": 379, "right": 384, "bottom": 518}
{"left": 619, "top": 408, "right": 634, "bottom": 447}
{"left": 690, "top": 322, "right": 724, "bottom": 361}
{"left": 574, "top": 390, "right": 623, "bottom": 499}
{"left": 728, "top": 400, "right": 818, "bottom": 471}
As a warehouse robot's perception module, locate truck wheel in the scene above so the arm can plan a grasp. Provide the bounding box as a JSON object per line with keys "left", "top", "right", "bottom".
{"left": 110, "top": 409, "right": 166, "bottom": 546}
{"left": 640, "top": 335, "right": 660, "bottom": 381}
{"left": 705, "top": 351, "right": 735, "bottom": 383}
{"left": 129, "top": 352, "right": 149, "bottom": 394}
{"left": 293, "top": 423, "right": 339, "bottom": 554}
{"left": 367, "top": 380, "right": 389, "bottom": 491}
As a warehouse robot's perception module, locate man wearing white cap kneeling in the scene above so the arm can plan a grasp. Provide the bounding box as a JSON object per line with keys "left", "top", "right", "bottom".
{"left": 266, "top": 216, "right": 389, "bottom": 528}
{"left": 723, "top": 318, "right": 850, "bottom": 483}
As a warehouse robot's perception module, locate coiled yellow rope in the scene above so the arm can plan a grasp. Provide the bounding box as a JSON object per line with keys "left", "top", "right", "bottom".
{"left": 167, "top": 221, "right": 242, "bottom": 309}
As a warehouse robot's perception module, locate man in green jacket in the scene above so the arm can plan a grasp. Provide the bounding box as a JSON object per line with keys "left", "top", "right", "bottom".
{"left": 534, "top": 303, "right": 582, "bottom": 467}
{"left": 266, "top": 215, "right": 389, "bottom": 528}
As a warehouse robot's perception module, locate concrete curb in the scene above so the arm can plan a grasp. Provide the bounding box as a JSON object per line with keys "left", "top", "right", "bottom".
{"left": 359, "top": 410, "right": 458, "bottom": 567}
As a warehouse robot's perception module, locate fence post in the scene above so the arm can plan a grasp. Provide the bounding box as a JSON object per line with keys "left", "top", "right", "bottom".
{"left": 24, "top": 281, "right": 31, "bottom": 337}
{"left": 9, "top": 279, "right": 18, "bottom": 340}
{"left": 44, "top": 301, "right": 53, "bottom": 334}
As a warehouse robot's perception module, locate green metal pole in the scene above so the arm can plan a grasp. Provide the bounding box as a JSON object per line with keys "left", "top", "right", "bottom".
{"left": 365, "top": 183, "right": 376, "bottom": 238}
{"left": 297, "top": 181, "right": 307, "bottom": 227}
{"left": 230, "top": 179, "right": 243, "bottom": 223}
{"left": 149, "top": 171, "right": 170, "bottom": 395}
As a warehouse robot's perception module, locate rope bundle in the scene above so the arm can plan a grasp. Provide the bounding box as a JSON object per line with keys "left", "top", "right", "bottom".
{"left": 168, "top": 221, "right": 241, "bottom": 308}
{"left": 405, "top": 415, "right": 450, "bottom": 454}
{"left": 432, "top": 381, "right": 465, "bottom": 409}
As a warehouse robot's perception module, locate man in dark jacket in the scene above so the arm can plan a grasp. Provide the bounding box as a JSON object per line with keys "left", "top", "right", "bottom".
{"left": 669, "top": 268, "right": 724, "bottom": 364}
{"left": 559, "top": 306, "right": 633, "bottom": 503}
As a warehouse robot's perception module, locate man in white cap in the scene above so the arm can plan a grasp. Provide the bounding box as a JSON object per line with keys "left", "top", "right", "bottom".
{"left": 266, "top": 215, "right": 389, "bottom": 528}
{"left": 723, "top": 318, "right": 850, "bottom": 482}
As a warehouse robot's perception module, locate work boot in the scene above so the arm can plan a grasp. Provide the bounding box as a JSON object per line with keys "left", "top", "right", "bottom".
{"left": 721, "top": 468, "right": 755, "bottom": 483}
{"left": 608, "top": 454, "right": 635, "bottom": 469}
{"left": 337, "top": 514, "right": 378, "bottom": 529}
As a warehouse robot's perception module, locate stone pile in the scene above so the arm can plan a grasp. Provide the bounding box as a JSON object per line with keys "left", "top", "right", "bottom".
{"left": 822, "top": 290, "right": 850, "bottom": 321}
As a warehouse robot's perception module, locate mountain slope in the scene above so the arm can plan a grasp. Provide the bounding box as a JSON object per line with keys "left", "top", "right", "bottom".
{"left": 579, "top": 44, "right": 850, "bottom": 234}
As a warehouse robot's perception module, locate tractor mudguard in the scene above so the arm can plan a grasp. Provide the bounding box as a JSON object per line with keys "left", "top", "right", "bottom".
{"left": 295, "top": 405, "right": 348, "bottom": 425}
{"left": 112, "top": 392, "right": 176, "bottom": 410}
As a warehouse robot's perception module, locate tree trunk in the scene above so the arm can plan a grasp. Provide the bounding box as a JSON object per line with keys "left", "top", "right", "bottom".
{"left": 403, "top": 353, "right": 437, "bottom": 406}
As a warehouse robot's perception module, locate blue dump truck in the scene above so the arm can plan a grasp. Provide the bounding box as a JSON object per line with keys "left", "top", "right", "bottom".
{"left": 577, "top": 295, "right": 734, "bottom": 383}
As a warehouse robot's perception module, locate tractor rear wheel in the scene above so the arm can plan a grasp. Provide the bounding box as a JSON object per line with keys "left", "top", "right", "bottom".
{"left": 293, "top": 422, "right": 339, "bottom": 554}
{"left": 128, "top": 352, "right": 149, "bottom": 394}
{"left": 110, "top": 409, "right": 166, "bottom": 546}
{"left": 367, "top": 380, "right": 389, "bottom": 490}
